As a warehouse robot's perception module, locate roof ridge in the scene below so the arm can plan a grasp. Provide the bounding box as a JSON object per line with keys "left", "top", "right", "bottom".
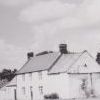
{"left": 68, "top": 51, "right": 83, "bottom": 54}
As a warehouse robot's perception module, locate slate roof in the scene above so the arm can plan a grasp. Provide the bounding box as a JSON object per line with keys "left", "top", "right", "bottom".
{"left": 48, "top": 53, "right": 81, "bottom": 74}
{"left": 17, "top": 50, "right": 100, "bottom": 74}
{"left": 17, "top": 52, "right": 60, "bottom": 74}
{"left": 49, "top": 51, "right": 100, "bottom": 74}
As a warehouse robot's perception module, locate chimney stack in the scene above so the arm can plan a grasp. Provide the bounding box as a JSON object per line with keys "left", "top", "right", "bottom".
{"left": 96, "top": 53, "right": 100, "bottom": 64}
{"left": 27, "top": 52, "right": 34, "bottom": 60}
{"left": 59, "top": 44, "right": 68, "bottom": 54}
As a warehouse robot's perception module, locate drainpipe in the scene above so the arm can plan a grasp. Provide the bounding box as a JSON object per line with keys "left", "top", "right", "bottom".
{"left": 90, "top": 73, "right": 95, "bottom": 97}
{"left": 90, "top": 73, "right": 93, "bottom": 88}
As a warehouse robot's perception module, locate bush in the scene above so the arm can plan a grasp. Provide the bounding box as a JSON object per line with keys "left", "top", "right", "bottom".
{"left": 44, "top": 93, "right": 59, "bottom": 99}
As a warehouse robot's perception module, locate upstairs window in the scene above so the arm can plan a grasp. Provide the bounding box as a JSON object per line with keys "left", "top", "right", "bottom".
{"left": 22, "top": 74, "right": 25, "bottom": 81}
{"left": 29, "top": 73, "right": 32, "bottom": 81}
{"left": 38, "top": 71, "right": 42, "bottom": 80}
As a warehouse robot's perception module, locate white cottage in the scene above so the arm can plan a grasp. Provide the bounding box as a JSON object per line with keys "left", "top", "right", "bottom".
{"left": 0, "top": 77, "right": 17, "bottom": 100}
{"left": 16, "top": 44, "right": 100, "bottom": 100}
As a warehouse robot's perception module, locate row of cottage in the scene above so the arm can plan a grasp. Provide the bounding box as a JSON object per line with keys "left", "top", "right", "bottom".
{"left": 1, "top": 44, "right": 100, "bottom": 100}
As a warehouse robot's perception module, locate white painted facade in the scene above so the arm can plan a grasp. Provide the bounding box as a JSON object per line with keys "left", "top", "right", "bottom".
{"left": 1, "top": 73, "right": 100, "bottom": 100}
{"left": 16, "top": 51, "right": 100, "bottom": 100}
{"left": 0, "top": 86, "right": 7, "bottom": 100}
{"left": 5, "top": 86, "right": 16, "bottom": 100}
{"left": 17, "top": 71, "right": 70, "bottom": 100}
{"left": 17, "top": 73, "right": 100, "bottom": 100}
{"left": 17, "top": 71, "right": 69, "bottom": 100}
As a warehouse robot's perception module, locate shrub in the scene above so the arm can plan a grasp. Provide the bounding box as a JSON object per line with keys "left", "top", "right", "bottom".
{"left": 44, "top": 93, "right": 59, "bottom": 99}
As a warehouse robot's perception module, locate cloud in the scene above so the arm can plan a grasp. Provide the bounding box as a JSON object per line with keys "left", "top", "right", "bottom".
{"left": 0, "top": 0, "right": 32, "bottom": 6}
{"left": 76, "top": 0, "right": 100, "bottom": 26}
{"left": 0, "top": 39, "right": 28, "bottom": 70}
{"left": 30, "top": 24, "right": 100, "bottom": 56}
{"left": 19, "top": 0, "right": 100, "bottom": 56}
{"left": 19, "top": 1, "right": 76, "bottom": 23}
{"left": 19, "top": 0, "right": 100, "bottom": 27}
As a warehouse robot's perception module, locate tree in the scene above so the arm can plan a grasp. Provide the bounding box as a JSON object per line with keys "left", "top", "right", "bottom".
{"left": 0, "top": 68, "right": 17, "bottom": 81}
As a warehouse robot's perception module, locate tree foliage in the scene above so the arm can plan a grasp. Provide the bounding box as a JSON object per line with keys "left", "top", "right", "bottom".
{"left": 0, "top": 69, "right": 17, "bottom": 81}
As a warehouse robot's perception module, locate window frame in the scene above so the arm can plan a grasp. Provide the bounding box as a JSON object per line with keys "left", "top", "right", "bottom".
{"left": 22, "top": 74, "right": 25, "bottom": 81}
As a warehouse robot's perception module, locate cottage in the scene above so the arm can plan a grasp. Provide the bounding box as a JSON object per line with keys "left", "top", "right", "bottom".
{"left": 0, "top": 77, "right": 17, "bottom": 100}
{"left": 16, "top": 44, "right": 100, "bottom": 100}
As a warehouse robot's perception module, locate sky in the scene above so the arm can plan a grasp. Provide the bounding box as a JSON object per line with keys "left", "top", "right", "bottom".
{"left": 0, "top": 0, "right": 100, "bottom": 70}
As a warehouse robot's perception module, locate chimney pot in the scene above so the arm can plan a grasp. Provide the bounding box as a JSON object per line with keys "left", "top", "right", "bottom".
{"left": 27, "top": 52, "right": 34, "bottom": 60}
{"left": 59, "top": 44, "right": 68, "bottom": 54}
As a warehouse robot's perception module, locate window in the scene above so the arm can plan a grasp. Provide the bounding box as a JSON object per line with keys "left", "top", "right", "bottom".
{"left": 22, "top": 74, "right": 25, "bottom": 81}
{"left": 29, "top": 73, "right": 32, "bottom": 81}
{"left": 22, "top": 87, "right": 25, "bottom": 95}
{"left": 39, "top": 86, "right": 43, "bottom": 94}
{"left": 38, "top": 71, "right": 42, "bottom": 80}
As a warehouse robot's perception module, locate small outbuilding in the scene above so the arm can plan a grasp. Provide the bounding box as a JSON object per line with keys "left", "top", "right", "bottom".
{"left": 0, "top": 77, "right": 17, "bottom": 100}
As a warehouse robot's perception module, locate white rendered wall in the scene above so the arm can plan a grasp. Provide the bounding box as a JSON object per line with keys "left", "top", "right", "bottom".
{"left": 17, "top": 71, "right": 100, "bottom": 100}
{"left": 92, "top": 73, "right": 100, "bottom": 97}
{"left": 0, "top": 86, "right": 16, "bottom": 100}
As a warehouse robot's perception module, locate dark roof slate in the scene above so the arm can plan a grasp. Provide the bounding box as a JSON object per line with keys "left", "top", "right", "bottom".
{"left": 17, "top": 52, "right": 60, "bottom": 74}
